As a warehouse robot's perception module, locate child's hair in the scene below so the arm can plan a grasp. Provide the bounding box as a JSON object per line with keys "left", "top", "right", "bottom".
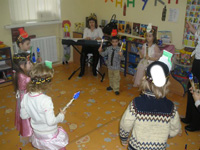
{"left": 139, "top": 75, "right": 170, "bottom": 99}
{"left": 111, "top": 36, "right": 119, "bottom": 41}
{"left": 27, "top": 63, "right": 54, "bottom": 93}
{"left": 146, "top": 30, "right": 158, "bottom": 44}
{"left": 12, "top": 53, "right": 31, "bottom": 92}
{"left": 16, "top": 36, "right": 30, "bottom": 48}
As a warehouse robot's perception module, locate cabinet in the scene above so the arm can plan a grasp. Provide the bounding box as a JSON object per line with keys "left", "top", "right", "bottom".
{"left": 0, "top": 46, "right": 13, "bottom": 84}
{"left": 118, "top": 33, "right": 145, "bottom": 76}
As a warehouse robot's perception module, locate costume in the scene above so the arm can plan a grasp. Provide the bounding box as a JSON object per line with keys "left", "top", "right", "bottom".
{"left": 133, "top": 43, "right": 161, "bottom": 87}
{"left": 79, "top": 27, "right": 104, "bottom": 76}
{"left": 100, "top": 46, "right": 122, "bottom": 92}
{"left": 20, "top": 93, "right": 68, "bottom": 150}
{"left": 15, "top": 73, "right": 32, "bottom": 137}
{"left": 120, "top": 93, "right": 181, "bottom": 150}
{"left": 183, "top": 28, "right": 200, "bottom": 130}
{"left": 195, "top": 100, "right": 200, "bottom": 112}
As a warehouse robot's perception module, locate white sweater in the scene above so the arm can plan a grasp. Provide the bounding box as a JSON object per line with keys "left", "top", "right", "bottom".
{"left": 20, "top": 93, "right": 64, "bottom": 134}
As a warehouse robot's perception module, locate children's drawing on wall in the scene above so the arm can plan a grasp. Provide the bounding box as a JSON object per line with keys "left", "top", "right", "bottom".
{"left": 100, "top": 20, "right": 108, "bottom": 28}
{"left": 139, "top": 24, "right": 147, "bottom": 38}
{"left": 132, "top": 23, "right": 140, "bottom": 36}
{"left": 125, "top": 21, "right": 132, "bottom": 34}
{"left": 184, "top": 1, "right": 200, "bottom": 47}
{"left": 74, "top": 22, "right": 84, "bottom": 33}
{"left": 118, "top": 20, "right": 125, "bottom": 33}
{"left": 62, "top": 20, "right": 71, "bottom": 64}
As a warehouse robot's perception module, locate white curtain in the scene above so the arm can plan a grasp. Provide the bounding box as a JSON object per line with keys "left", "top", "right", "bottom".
{"left": 9, "top": 0, "right": 61, "bottom": 23}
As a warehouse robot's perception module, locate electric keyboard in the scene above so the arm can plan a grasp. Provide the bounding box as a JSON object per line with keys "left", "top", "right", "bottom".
{"left": 62, "top": 38, "right": 109, "bottom": 46}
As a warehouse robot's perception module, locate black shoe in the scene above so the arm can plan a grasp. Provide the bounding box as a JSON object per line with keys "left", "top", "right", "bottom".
{"left": 106, "top": 86, "right": 113, "bottom": 91}
{"left": 78, "top": 72, "right": 84, "bottom": 77}
{"left": 115, "top": 91, "right": 120, "bottom": 95}
{"left": 185, "top": 125, "right": 200, "bottom": 132}
{"left": 181, "top": 118, "right": 191, "bottom": 124}
{"left": 93, "top": 71, "right": 97, "bottom": 76}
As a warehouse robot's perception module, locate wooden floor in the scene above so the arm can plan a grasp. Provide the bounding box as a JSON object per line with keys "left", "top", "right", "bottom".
{"left": 0, "top": 63, "right": 200, "bottom": 150}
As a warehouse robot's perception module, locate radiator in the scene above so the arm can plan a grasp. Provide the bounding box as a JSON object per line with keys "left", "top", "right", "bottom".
{"left": 14, "top": 36, "right": 58, "bottom": 63}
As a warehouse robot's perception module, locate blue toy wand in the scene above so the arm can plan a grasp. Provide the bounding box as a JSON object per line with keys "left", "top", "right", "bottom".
{"left": 62, "top": 91, "right": 80, "bottom": 111}
{"left": 188, "top": 72, "right": 196, "bottom": 92}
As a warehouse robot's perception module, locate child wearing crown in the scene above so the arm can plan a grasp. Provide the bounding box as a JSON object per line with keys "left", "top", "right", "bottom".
{"left": 13, "top": 52, "right": 33, "bottom": 143}
{"left": 133, "top": 23, "right": 162, "bottom": 87}
{"left": 79, "top": 13, "right": 104, "bottom": 77}
{"left": 20, "top": 63, "right": 68, "bottom": 150}
{"left": 16, "top": 28, "right": 42, "bottom": 63}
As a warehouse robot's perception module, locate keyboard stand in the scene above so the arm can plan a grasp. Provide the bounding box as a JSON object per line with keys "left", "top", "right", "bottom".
{"left": 68, "top": 44, "right": 105, "bottom": 82}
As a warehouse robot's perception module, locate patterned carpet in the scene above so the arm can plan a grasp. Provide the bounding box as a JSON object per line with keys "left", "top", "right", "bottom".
{"left": 0, "top": 64, "right": 200, "bottom": 150}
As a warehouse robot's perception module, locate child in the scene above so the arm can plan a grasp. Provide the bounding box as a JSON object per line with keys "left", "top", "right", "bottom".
{"left": 16, "top": 28, "right": 31, "bottom": 53}
{"left": 181, "top": 21, "right": 200, "bottom": 131}
{"left": 16, "top": 28, "right": 42, "bottom": 63}
{"left": 133, "top": 23, "right": 161, "bottom": 87}
{"left": 98, "top": 36, "right": 123, "bottom": 95}
{"left": 13, "top": 53, "right": 33, "bottom": 138}
{"left": 20, "top": 63, "right": 68, "bottom": 150}
{"left": 120, "top": 55, "right": 181, "bottom": 150}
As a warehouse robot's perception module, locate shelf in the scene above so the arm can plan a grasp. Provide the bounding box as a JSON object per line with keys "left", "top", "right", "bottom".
{"left": 118, "top": 32, "right": 145, "bottom": 40}
{"left": 0, "top": 79, "right": 12, "bottom": 84}
{"left": 128, "top": 51, "right": 139, "bottom": 55}
{"left": 0, "top": 64, "right": 12, "bottom": 71}
{"left": 0, "top": 58, "right": 11, "bottom": 62}
{"left": 128, "top": 62, "right": 139, "bottom": 65}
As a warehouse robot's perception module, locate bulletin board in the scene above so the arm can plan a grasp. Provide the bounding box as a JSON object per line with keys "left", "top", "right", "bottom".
{"left": 183, "top": 0, "right": 200, "bottom": 48}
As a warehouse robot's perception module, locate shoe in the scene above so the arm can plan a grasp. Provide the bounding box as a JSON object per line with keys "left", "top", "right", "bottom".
{"left": 115, "top": 91, "right": 120, "bottom": 95}
{"left": 185, "top": 125, "right": 200, "bottom": 132}
{"left": 78, "top": 72, "right": 84, "bottom": 77}
{"left": 93, "top": 71, "right": 97, "bottom": 76}
{"left": 181, "top": 118, "right": 191, "bottom": 124}
{"left": 106, "top": 86, "right": 113, "bottom": 91}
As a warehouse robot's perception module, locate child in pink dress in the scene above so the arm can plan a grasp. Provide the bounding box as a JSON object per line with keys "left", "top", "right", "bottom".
{"left": 13, "top": 53, "right": 33, "bottom": 137}
{"left": 133, "top": 24, "right": 162, "bottom": 87}
{"left": 20, "top": 63, "right": 68, "bottom": 150}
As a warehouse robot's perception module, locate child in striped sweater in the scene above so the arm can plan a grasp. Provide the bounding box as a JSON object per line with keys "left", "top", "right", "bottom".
{"left": 120, "top": 56, "right": 181, "bottom": 150}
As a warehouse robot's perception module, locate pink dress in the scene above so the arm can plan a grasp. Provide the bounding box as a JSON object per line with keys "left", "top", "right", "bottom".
{"left": 15, "top": 73, "right": 32, "bottom": 137}
{"left": 133, "top": 43, "right": 162, "bottom": 87}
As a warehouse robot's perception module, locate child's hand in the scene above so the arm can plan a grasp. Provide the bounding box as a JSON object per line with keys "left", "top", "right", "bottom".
{"left": 121, "top": 141, "right": 128, "bottom": 146}
{"left": 85, "top": 37, "right": 91, "bottom": 40}
{"left": 192, "top": 90, "right": 200, "bottom": 102}
{"left": 95, "top": 37, "right": 101, "bottom": 40}
{"left": 37, "top": 57, "right": 42, "bottom": 63}
{"left": 60, "top": 108, "right": 66, "bottom": 115}
{"left": 119, "top": 51, "right": 123, "bottom": 56}
{"left": 145, "top": 55, "right": 150, "bottom": 60}
{"left": 98, "top": 47, "right": 102, "bottom": 53}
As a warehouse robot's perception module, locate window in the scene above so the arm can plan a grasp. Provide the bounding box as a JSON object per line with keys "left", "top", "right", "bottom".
{"left": 9, "top": 0, "right": 61, "bottom": 23}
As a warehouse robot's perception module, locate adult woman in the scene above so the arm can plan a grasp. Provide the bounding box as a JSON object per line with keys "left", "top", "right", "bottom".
{"left": 181, "top": 21, "right": 200, "bottom": 132}
{"left": 79, "top": 14, "right": 103, "bottom": 77}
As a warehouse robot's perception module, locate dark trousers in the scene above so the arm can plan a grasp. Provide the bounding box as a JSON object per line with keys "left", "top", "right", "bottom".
{"left": 80, "top": 46, "right": 99, "bottom": 74}
{"left": 185, "top": 59, "right": 200, "bottom": 127}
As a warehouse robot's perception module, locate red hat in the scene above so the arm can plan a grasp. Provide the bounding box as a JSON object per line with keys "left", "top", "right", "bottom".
{"left": 111, "top": 29, "right": 117, "bottom": 36}
{"left": 17, "top": 28, "right": 29, "bottom": 42}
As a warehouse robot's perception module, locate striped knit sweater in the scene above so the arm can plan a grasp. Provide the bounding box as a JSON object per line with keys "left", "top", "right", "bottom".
{"left": 120, "top": 94, "right": 181, "bottom": 150}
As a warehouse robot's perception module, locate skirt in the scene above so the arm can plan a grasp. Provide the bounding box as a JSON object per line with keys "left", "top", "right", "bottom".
{"left": 31, "top": 127, "right": 68, "bottom": 150}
